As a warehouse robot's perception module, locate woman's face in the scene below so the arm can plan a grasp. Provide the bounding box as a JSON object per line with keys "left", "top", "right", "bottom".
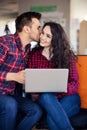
{"left": 40, "top": 25, "right": 52, "bottom": 48}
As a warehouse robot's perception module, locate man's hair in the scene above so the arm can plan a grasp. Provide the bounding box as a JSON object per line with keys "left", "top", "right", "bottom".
{"left": 15, "top": 12, "right": 41, "bottom": 32}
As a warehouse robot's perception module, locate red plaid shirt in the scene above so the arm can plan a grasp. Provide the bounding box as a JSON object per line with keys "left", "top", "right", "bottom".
{"left": 0, "top": 33, "right": 30, "bottom": 95}
{"left": 27, "top": 48, "right": 79, "bottom": 100}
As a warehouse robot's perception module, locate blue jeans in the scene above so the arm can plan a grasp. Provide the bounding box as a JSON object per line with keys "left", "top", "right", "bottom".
{"left": 38, "top": 93, "right": 81, "bottom": 130}
{"left": 0, "top": 94, "right": 42, "bottom": 130}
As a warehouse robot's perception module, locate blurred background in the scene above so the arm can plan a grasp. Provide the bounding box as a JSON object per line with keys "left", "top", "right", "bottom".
{"left": 0, "top": 0, "right": 87, "bottom": 55}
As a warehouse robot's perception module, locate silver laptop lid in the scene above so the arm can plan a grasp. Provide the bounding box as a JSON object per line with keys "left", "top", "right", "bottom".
{"left": 25, "top": 69, "right": 69, "bottom": 93}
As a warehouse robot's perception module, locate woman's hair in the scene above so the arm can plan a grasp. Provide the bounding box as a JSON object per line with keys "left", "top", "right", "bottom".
{"left": 42, "top": 22, "right": 76, "bottom": 69}
{"left": 15, "top": 11, "right": 41, "bottom": 32}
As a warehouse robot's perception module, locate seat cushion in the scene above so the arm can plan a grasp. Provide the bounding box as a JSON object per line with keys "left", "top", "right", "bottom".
{"left": 70, "top": 109, "right": 87, "bottom": 129}
{"left": 77, "top": 56, "right": 87, "bottom": 108}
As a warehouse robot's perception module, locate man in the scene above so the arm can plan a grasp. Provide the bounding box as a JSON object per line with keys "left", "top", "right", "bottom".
{"left": 0, "top": 12, "right": 42, "bottom": 130}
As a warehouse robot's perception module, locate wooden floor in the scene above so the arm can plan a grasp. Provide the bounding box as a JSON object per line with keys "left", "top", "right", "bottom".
{"left": 32, "top": 126, "right": 48, "bottom": 130}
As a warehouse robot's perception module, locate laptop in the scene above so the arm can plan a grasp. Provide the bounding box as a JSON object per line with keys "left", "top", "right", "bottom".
{"left": 25, "top": 69, "right": 69, "bottom": 93}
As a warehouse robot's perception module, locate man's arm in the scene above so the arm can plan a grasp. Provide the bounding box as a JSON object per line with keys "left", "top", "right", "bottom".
{"left": 6, "top": 71, "right": 25, "bottom": 84}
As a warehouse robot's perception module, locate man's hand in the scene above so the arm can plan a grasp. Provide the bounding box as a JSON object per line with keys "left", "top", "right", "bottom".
{"left": 6, "top": 70, "right": 25, "bottom": 84}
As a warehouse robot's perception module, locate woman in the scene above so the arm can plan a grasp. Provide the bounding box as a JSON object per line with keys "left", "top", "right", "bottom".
{"left": 27, "top": 22, "right": 81, "bottom": 130}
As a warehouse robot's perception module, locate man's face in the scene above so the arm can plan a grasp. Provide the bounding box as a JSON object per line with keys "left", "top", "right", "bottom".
{"left": 29, "top": 18, "right": 41, "bottom": 42}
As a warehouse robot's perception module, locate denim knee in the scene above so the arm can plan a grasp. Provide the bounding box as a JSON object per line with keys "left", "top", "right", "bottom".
{"left": 74, "top": 94, "right": 81, "bottom": 105}
{"left": 39, "top": 93, "right": 58, "bottom": 106}
{"left": 33, "top": 103, "right": 42, "bottom": 119}
{"left": 39, "top": 93, "right": 53, "bottom": 101}
{"left": 2, "top": 96, "right": 18, "bottom": 117}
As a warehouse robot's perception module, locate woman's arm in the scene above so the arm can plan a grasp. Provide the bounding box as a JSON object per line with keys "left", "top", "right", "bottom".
{"left": 67, "top": 59, "right": 79, "bottom": 95}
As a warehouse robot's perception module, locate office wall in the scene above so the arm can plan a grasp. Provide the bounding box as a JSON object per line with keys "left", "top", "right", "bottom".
{"left": 70, "top": 0, "right": 87, "bottom": 54}
{"left": 18, "top": 0, "right": 70, "bottom": 37}
{"left": 78, "top": 21, "right": 87, "bottom": 55}
{"left": 0, "top": 19, "right": 15, "bottom": 36}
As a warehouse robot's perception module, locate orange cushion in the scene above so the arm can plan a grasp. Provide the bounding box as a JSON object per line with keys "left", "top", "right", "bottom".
{"left": 77, "top": 56, "right": 87, "bottom": 108}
